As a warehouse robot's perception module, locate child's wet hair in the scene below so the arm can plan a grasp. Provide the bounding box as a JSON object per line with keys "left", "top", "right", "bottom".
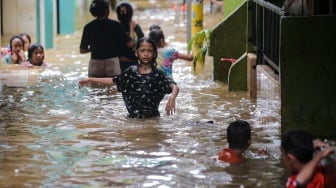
{"left": 281, "top": 129, "right": 314, "bottom": 163}
{"left": 90, "top": 0, "right": 109, "bottom": 18}
{"left": 148, "top": 29, "right": 165, "bottom": 46}
{"left": 9, "top": 35, "right": 25, "bottom": 52}
{"left": 19, "top": 33, "right": 31, "bottom": 44}
{"left": 227, "top": 120, "right": 251, "bottom": 150}
{"left": 116, "top": 2, "right": 133, "bottom": 23}
{"left": 28, "top": 43, "right": 44, "bottom": 60}
{"left": 149, "top": 24, "right": 161, "bottom": 31}
{"left": 136, "top": 37, "right": 158, "bottom": 67}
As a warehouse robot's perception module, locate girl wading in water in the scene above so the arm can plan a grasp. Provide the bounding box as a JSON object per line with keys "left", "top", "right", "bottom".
{"left": 79, "top": 37, "right": 179, "bottom": 118}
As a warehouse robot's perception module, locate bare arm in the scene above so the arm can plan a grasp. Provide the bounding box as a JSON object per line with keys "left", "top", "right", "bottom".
{"left": 178, "top": 53, "right": 194, "bottom": 61}
{"left": 165, "top": 83, "right": 179, "bottom": 115}
{"left": 296, "top": 147, "right": 334, "bottom": 185}
{"left": 78, "top": 77, "right": 115, "bottom": 88}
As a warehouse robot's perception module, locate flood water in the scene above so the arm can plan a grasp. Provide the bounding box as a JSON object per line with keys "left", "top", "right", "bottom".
{"left": 0, "top": 2, "right": 284, "bottom": 187}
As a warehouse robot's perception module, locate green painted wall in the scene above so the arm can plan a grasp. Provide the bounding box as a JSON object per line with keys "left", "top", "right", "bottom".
{"left": 36, "top": 1, "right": 40, "bottom": 44}
{"left": 209, "top": 1, "right": 247, "bottom": 83}
{"left": 223, "top": 0, "right": 246, "bottom": 19}
{"left": 58, "top": 0, "right": 75, "bottom": 34}
{"left": 280, "top": 16, "right": 336, "bottom": 138}
{"left": 44, "top": 0, "right": 54, "bottom": 48}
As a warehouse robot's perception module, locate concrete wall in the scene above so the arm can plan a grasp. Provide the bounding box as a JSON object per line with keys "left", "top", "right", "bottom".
{"left": 209, "top": 2, "right": 247, "bottom": 83}
{"left": 2, "top": 0, "right": 36, "bottom": 43}
{"left": 280, "top": 15, "right": 336, "bottom": 138}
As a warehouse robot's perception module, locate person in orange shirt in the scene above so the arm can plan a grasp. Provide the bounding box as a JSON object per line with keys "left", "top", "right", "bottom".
{"left": 281, "top": 129, "right": 334, "bottom": 188}
{"left": 218, "top": 120, "right": 251, "bottom": 164}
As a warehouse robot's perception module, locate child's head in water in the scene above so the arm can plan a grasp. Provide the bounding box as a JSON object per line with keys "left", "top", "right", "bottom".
{"left": 281, "top": 129, "right": 314, "bottom": 174}
{"left": 218, "top": 120, "right": 252, "bottom": 164}
{"left": 19, "top": 33, "right": 31, "bottom": 52}
{"left": 227, "top": 120, "right": 252, "bottom": 151}
{"left": 9, "top": 35, "right": 25, "bottom": 54}
{"left": 28, "top": 44, "right": 45, "bottom": 66}
{"left": 135, "top": 37, "right": 158, "bottom": 68}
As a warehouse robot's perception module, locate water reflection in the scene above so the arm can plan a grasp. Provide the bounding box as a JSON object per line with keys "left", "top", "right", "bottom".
{"left": 0, "top": 4, "right": 283, "bottom": 188}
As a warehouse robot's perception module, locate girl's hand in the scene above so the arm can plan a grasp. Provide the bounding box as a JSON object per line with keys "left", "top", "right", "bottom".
{"left": 165, "top": 96, "right": 176, "bottom": 115}
{"left": 12, "top": 50, "right": 26, "bottom": 64}
{"left": 11, "top": 53, "right": 20, "bottom": 64}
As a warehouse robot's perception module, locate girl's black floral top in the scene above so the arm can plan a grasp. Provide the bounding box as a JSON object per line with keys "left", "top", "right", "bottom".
{"left": 113, "top": 65, "right": 176, "bottom": 118}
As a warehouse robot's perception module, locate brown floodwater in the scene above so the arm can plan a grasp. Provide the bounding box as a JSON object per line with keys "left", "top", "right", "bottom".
{"left": 0, "top": 1, "right": 285, "bottom": 187}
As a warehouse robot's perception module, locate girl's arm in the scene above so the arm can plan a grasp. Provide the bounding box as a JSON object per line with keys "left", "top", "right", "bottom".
{"left": 178, "top": 52, "right": 194, "bottom": 61}
{"left": 79, "top": 77, "right": 115, "bottom": 88}
{"left": 165, "top": 83, "right": 179, "bottom": 115}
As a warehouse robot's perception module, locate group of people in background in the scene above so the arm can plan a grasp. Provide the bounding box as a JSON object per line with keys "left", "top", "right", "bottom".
{"left": 1, "top": 33, "right": 48, "bottom": 67}
{"left": 79, "top": 0, "right": 193, "bottom": 118}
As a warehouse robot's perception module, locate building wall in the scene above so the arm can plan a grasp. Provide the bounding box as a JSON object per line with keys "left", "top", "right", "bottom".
{"left": 280, "top": 15, "right": 336, "bottom": 138}
{"left": 2, "top": 0, "right": 36, "bottom": 43}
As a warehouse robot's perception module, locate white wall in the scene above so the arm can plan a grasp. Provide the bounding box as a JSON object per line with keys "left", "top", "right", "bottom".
{"left": 2, "top": 0, "right": 36, "bottom": 44}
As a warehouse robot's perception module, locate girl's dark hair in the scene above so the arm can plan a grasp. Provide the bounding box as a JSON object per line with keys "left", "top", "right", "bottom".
{"left": 135, "top": 37, "right": 158, "bottom": 67}
{"left": 9, "top": 35, "right": 24, "bottom": 52}
{"left": 148, "top": 29, "right": 165, "bottom": 46}
{"left": 28, "top": 43, "right": 44, "bottom": 66}
{"left": 90, "top": 0, "right": 109, "bottom": 18}
{"left": 281, "top": 129, "right": 314, "bottom": 163}
{"left": 19, "top": 33, "right": 31, "bottom": 43}
{"left": 116, "top": 2, "right": 133, "bottom": 24}
{"left": 149, "top": 24, "right": 161, "bottom": 31}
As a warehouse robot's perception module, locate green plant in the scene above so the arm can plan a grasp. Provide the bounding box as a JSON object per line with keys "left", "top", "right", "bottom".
{"left": 187, "top": 29, "right": 211, "bottom": 69}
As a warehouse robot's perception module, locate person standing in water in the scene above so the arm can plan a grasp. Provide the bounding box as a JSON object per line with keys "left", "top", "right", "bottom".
{"left": 116, "top": 2, "right": 145, "bottom": 72}
{"left": 79, "top": 37, "right": 179, "bottom": 118}
{"left": 79, "top": 0, "right": 129, "bottom": 77}
{"left": 149, "top": 26, "right": 193, "bottom": 77}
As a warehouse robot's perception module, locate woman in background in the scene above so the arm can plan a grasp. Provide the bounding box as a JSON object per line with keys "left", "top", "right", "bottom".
{"left": 79, "top": 0, "right": 129, "bottom": 77}
{"left": 116, "top": 2, "right": 144, "bottom": 72}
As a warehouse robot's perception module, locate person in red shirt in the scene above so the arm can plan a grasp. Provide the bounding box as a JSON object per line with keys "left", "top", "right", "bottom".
{"left": 281, "top": 129, "right": 334, "bottom": 188}
{"left": 218, "top": 120, "right": 252, "bottom": 164}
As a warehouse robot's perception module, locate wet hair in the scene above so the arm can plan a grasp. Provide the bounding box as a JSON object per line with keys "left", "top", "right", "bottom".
{"left": 28, "top": 43, "right": 44, "bottom": 66}
{"left": 227, "top": 120, "right": 251, "bottom": 150}
{"left": 19, "top": 33, "right": 31, "bottom": 44}
{"left": 135, "top": 37, "right": 158, "bottom": 67}
{"left": 116, "top": 2, "right": 133, "bottom": 24}
{"left": 149, "top": 24, "right": 161, "bottom": 31}
{"left": 281, "top": 129, "right": 314, "bottom": 163}
{"left": 90, "top": 0, "right": 109, "bottom": 18}
{"left": 148, "top": 28, "right": 165, "bottom": 47}
{"left": 9, "top": 35, "right": 25, "bottom": 52}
